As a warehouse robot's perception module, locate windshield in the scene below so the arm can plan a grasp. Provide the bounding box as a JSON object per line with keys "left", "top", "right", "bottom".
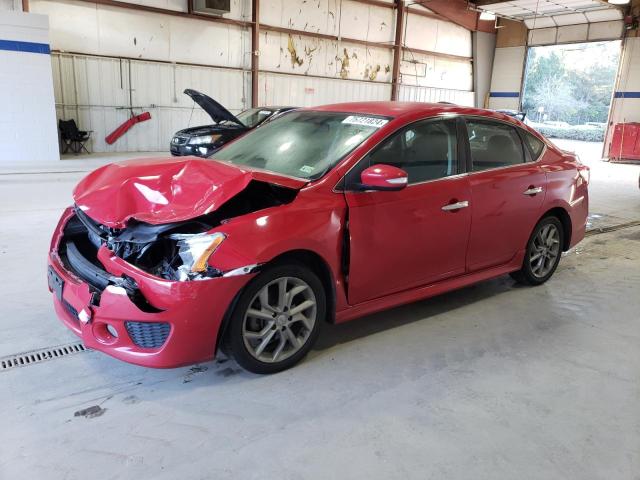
{"left": 211, "top": 111, "right": 389, "bottom": 179}
{"left": 231, "top": 108, "right": 276, "bottom": 128}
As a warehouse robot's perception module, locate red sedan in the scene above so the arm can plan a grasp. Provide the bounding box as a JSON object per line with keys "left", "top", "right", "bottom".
{"left": 48, "top": 102, "right": 589, "bottom": 373}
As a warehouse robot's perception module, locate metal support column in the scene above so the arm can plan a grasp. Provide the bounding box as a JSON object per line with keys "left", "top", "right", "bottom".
{"left": 391, "top": 0, "right": 404, "bottom": 101}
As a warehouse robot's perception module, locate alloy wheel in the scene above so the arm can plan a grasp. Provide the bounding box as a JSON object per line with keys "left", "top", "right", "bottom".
{"left": 242, "top": 276, "right": 317, "bottom": 363}
{"left": 529, "top": 223, "right": 560, "bottom": 278}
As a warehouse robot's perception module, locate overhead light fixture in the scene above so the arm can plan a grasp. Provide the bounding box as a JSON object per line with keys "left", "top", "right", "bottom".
{"left": 608, "top": 0, "right": 630, "bottom": 4}
{"left": 479, "top": 11, "right": 496, "bottom": 21}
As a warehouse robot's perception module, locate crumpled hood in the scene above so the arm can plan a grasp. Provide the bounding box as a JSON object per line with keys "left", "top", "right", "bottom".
{"left": 73, "top": 157, "right": 307, "bottom": 228}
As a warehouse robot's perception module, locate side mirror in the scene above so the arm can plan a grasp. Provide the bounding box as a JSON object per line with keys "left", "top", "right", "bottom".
{"left": 359, "top": 164, "right": 408, "bottom": 191}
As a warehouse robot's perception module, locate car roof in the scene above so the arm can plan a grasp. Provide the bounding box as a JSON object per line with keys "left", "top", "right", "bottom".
{"left": 307, "top": 101, "right": 518, "bottom": 123}
{"left": 252, "top": 106, "right": 296, "bottom": 112}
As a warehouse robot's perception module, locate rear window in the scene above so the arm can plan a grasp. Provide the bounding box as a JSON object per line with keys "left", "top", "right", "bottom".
{"left": 523, "top": 131, "right": 545, "bottom": 160}
{"left": 467, "top": 120, "right": 525, "bottom": 172}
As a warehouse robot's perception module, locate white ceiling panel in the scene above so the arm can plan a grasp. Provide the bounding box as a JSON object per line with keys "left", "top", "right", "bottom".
{"left": 556, "top": 23, "right": 589, "bottom": 42}
{"left": 478, "top": 0, "right": 624, "bottom": 29}
{"left": 553, "top": 13, "right": 589, "bottom": 25}
{"left": 585, "top": 8, "right": 624, "bottom": 22}
{"left": 523, "top": 16, "right": 557, "bottom": 28}
{"left": 588, "top": 19, "right": 624, "bottom": 39}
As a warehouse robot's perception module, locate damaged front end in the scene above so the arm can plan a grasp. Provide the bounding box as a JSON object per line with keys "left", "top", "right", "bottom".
{"left": 48, "top": 159, "right": 306, "bottom": 367}
{"left": 65, "top": 207, "right": 223, "bottom": 283}
{"left": 60, "top": 180, "right": 298, "bottom": 285}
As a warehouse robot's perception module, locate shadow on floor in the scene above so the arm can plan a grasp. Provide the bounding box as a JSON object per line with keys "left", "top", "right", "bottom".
{"left": 315, "top": 275, "right": 516, "bottom": 352}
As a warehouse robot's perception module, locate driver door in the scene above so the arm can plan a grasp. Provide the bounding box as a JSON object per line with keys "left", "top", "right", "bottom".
{"left": 343, "top": 118, "right": 472, "bottom": 305}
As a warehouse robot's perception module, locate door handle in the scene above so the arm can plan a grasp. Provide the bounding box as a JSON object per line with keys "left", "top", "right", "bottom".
{"left": 523, "top": 186, "right": 543, "bottom": 196}
{"left": 441, "top": 200, "right": 469, "bottom": 211}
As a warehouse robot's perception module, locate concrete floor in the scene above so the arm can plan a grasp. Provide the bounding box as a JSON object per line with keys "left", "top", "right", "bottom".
{"left": 0, "top": 151, "right": 167, "bottom": 175}
{"left": 553, "top": 139, "right": 640, "bottom": 229}
{"left": 1, "top": 142, "right": 639, "bottom": 479}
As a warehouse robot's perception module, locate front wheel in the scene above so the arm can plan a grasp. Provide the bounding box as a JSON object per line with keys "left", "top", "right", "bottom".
{"left": 510, "top": 216, "right": 564, "bottom": 286}
{"left": 225, "top": 263, "right": 326, "bottom": 374}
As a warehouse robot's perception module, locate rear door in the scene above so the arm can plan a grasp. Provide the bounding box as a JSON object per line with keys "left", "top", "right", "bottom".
{"left": 344, "top": 117, "right": 472, "bottom": 304}
{"left": 464, "top": 118, "right": 547, "bottom": 271}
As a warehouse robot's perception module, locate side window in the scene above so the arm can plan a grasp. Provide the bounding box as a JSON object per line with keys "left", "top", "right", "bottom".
{"left": 467, "top": 120, "right": 525, "bottom": 172}
{"left": 523, "top": 131, "right": 545, "bottom": 160}
{"left": 359, "top": 119, "right": 458, "bottom": 185}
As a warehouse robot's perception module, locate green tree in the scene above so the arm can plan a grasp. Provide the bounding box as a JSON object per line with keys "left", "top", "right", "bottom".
{"left": 522, "top": 43, "right": 618, "bottom": 126}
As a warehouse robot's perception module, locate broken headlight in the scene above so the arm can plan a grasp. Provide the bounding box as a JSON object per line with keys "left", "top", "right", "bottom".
{"left": 169, "top": 232, "right": 225, "bottom": 281}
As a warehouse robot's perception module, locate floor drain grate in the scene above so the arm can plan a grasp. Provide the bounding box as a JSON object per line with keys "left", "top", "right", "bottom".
{"left": 0, "top": 342, "right": 88, "bottom": 371}
{"left": 585, "top": 220, "right": 640, "bottom": 237}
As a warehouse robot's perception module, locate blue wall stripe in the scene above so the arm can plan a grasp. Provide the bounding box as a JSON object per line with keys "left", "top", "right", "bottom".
{"left": 0, "top": 39, "right": 50, "bottom": 54}
{"left": 489, "top": 92, "right": 520, "bottom": 98}
{"left": 614, "top": 91, "right": 640, "bottom": 99}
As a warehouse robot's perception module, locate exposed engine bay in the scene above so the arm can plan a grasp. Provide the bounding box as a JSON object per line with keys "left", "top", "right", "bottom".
{"left": 59, "top": 181, "right": 298, "bottom": 285}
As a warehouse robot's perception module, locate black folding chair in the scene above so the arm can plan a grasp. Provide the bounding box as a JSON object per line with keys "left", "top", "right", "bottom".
{"left": 59, "top": 119, "right": 92, "bottom": 154}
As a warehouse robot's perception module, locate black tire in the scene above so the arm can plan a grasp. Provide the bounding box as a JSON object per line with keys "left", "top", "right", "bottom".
{"left": 510, "top": 215, "right": 564, "bottom": 286}
{"left": 225, "top": 263, "right": 326, "bottom": 374}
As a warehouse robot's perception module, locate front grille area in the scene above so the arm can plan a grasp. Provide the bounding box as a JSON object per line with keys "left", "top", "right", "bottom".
{"left": 125, "top": 321, "right": 171, "bottom": 349}
{"left": 63, "top": 299, "right": 80, "bottom": 323}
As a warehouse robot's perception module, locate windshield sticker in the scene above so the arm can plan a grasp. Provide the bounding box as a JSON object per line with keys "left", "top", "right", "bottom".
{"left": 342, "top": 116, "right": 388, "bottom": 128}
{"left": 299, "top": 165, "right": 315, "bottom": 174}
{"left": 259, "top": 110, "right": 272, "bottom": 115}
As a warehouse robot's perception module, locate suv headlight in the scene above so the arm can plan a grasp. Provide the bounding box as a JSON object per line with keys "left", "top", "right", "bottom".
{"left": 169, "top": 232, "right": 225, "bottom": 280}
{"left": 188, "top": 135, "right": 214, "bottom": 145}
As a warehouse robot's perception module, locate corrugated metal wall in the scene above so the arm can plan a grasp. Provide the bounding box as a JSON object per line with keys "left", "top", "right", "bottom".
{"left": 397, "top": 85, "right": 474, "bottom": 106}
{"left": 53, "top": 53, "right": 249, "bottom": 152}
{"left": 259, "top": 72, "right": 392, "bottom": 107}
{"left": 39, "top": 0, "right": 476, "bottom": 152}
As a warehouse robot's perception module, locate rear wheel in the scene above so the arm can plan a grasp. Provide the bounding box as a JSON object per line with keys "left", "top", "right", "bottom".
{"left": 510, "top": 216, "right": 564, "bottom": 286}
{"left": 225, "top": 263, "right": 325, "bottom": 374}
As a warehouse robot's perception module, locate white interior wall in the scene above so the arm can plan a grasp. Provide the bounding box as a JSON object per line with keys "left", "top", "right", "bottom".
{"left": 30, "top": 0, "right": 251, "bottom": 68}
{"left": 52, "top": 53, "right": 249, "bottom": 153}
{"left": 0, "top": 0, "right": 22, "bottom": 11}
{"left": 398, "top": 50, "right": 472, "bottom": 91}
{"left": 32, "top": 0, "right": 251, "bottom": 152}
{"left": 404, "top": 8, "right": 472, "bottom": 58}
{"left": 259, "top": 71, "right": 392, "bottom": 106}
{"left": 29, "top": 0, "right": 474, "bottom": 153}
{"left": 261, "top": 0, "right": 394, "bottom": 42}
{"left": 397, "top": 85, "right": 474, "bottom": 106}
{"left": 401, "top": 6, "right": 473, "bottom": 102}
{"left": 473, "top": 31, "right": 497, "bottom": 108}
{"left": 488, "top": 46, "right": 526, "bottom": 110}
{"left": 0, "top": 11, "right": 59, "bottom": 164}
{"left": 115, "top": 0, "right": 187, "bottom": 12}
{"left": 259, "top": 34, "right": 393, "bottom": 83}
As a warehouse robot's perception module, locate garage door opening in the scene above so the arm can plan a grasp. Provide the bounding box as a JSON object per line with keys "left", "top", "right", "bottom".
{"left": 521, "top": 41, "right": 621, "bottom": 150}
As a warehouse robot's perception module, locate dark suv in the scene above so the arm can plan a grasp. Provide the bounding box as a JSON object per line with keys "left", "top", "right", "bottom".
{"left": 170, "top": 89, "right": 295, "bottom": 157}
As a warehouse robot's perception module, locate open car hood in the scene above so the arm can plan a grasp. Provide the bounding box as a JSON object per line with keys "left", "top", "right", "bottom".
{"left": 73, "top": 157, "right": 307, "bottom": 228}
{"left": 184, "top": 89, "right": 244, "bottom": 127}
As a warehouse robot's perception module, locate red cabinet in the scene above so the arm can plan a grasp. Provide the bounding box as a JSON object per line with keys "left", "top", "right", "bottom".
{"left": 609, "top": 122, "right": 640, "bottom": 162}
